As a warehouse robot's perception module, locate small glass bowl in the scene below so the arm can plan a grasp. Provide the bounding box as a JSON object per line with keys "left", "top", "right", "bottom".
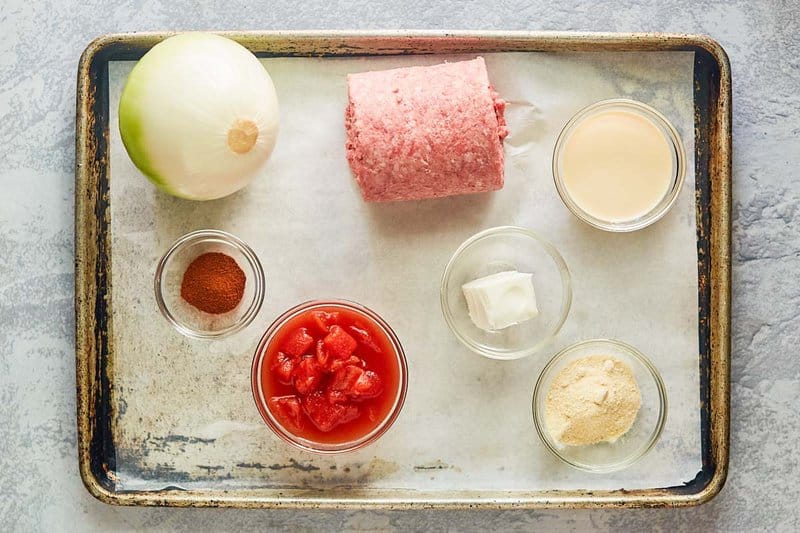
{"left": 251, "top": 300, "right": 408, "bottom": 454}
{"left": 440, "top": 226, "right": 572, "bottom": 360}
{"left": 532, "top": 339, "right": 668, "bottom": 473}
{"left": 154, "top": 229, "right": 265, "bottom": 339}
{"left": 552, "top": 98, "right": 686, "bottom": 232}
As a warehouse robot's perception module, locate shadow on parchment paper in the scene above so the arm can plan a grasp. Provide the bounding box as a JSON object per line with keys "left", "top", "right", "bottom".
{"left": 562, "top": 204, "right": 681, "bottom": 259}
{"left": 152, "top": 186, "right": 252, "bottom": 240}
{"left": 364, "top": 192, "right": 496, "bottom": 238}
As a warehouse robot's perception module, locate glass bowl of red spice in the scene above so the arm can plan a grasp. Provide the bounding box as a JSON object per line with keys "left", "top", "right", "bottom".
{"left": 251, "top": 300, "right": 408, "bottom": 454}
{"left": 155, "top": 229, "right": 265, "bottom": 339}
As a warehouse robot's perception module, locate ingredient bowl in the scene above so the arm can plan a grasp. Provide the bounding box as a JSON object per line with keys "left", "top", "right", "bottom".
{"left": 154, "top": 229, "right": 265, "bottom": 339}
{"left": 440, "top": 226, "right": 572, "bottom": 360}
{"left": 532, "top": 339, "right": 668, "bottom": 473}
{"left": 251, "top": 300, "right": 408, "bottom": 454}
{"left": 552, "top": 99, "right": 686, "bottom": 232}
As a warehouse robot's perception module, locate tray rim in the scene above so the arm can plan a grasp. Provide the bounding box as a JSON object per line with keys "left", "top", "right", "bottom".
{"left": 75, "top": 30, "right": 731, "bottom": 509}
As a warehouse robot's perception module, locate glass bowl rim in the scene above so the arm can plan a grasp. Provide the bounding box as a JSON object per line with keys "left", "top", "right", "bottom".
{"left": 251, "top": 299, "right": 408, "bottom": 454}
{"left": 439, "top": 225, "right": 573, "bottom": 360}
{"left": 552, "top": 98, "right": 687, "bottom": 233}
{"left": 532, "top": 338, "right": 669, "bottom": 473}
{"left": 153, "top": 229, "right": 265, "bottom": 340}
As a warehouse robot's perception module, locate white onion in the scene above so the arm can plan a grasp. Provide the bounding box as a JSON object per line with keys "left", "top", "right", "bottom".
{"left": 119, "top": 33, "right": 279, "bottom": 200}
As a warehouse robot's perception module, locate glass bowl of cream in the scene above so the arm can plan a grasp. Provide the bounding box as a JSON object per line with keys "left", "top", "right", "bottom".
{"left": 553, "top": 99, "right": 686, "bottom": 232}
{"left": 532, "top": 339, "right": 668, "bottom": 473}
{"left": 440, "top": 226, "right": 572, "bottom": 360}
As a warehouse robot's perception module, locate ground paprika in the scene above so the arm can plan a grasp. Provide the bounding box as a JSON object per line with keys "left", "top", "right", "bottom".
{"left": 180, "top": 252, "right": 246, "bottom": 314}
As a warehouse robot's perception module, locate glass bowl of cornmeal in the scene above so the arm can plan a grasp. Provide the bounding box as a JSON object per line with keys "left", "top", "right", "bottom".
{"left": 532, "top": 338, "right": 668, "bottom": 473}
{"left": 440, "top": 226, "right": 572, "bottom": 360}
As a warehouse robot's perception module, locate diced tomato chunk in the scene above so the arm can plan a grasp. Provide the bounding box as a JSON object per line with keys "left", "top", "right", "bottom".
{"left": 348, "top": 324, "right": 382, "bottom": 353}
{"left": 311, "top": 310, "right": 341, "bottom": 334}
{"left": 269, "top": 352, "right": 296, "bottom": 385}
{"left": 293, "top": 356, "right": 323, "bottom": 395}
{"left": 330, "top": 365, "right": 364, "bottom": 392}
{"left": 315, "top": 340, "right": 330, "bottom": 367}
{"left": 267, "top": 395, "right": 305, "bottom": 432}
{"left": 323, "top": 325, "right": 358, "bottom": 359}
{"left": 325, "top": 388, "right": 349, "bottom": 405}
{"left": 283, "top": 327, "right": 314, "bottom": 356}
{"left": 351, "top": 370, "right": 383, "bottom": 400}
{"left": 329, "top": 355, "right": 362, "bottom": 373}
{"left": 302, "top": 391, "right": 360, "bottom": 432}
{"left": 330, "top": 365, "right": 383, "bottom": 400}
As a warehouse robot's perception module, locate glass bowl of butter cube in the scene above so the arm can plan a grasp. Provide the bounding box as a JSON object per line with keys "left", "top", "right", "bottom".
{"left": 440, "top": 226, "right": 572, "bottom": 360}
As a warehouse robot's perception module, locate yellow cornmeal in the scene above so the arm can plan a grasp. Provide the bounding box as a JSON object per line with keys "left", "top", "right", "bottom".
{"left": 544, "top": 355, "right": 641, "bottom": 446}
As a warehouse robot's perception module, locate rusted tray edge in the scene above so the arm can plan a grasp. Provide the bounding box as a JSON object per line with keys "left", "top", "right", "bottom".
{"left": 74, "top": 31, "right": 731, "bottom": 509}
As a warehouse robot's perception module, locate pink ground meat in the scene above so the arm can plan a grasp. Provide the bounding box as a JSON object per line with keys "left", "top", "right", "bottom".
{"left": 345, "top": 57, "right": 508, "bottom": 202}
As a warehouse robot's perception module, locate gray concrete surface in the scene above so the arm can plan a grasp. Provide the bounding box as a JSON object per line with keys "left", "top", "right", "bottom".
{"left": 1, "top": 0, "right": 798, "bottom": 531}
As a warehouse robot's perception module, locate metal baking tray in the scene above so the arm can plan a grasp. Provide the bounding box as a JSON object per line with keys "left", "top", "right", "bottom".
{"left": 75, "top": 31, "right": 731, "bottom": 508}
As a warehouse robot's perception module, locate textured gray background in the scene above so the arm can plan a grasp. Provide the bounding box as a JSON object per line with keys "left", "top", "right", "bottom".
{"left": 0, "top": 0, "right": 797, "bottom": 531}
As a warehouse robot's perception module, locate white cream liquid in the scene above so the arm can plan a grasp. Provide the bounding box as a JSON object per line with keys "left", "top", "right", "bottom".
{"left": 560, "top": 109, "right": 674, "bottom": 223}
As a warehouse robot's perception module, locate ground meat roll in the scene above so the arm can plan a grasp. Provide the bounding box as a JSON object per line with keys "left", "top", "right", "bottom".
{"left": 345, "top": 57, "right": 508, "bottom": 202}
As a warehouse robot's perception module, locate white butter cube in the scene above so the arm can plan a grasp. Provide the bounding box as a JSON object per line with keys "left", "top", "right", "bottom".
{"left": 461, "top": 271, "right": 539, "bottom": 331}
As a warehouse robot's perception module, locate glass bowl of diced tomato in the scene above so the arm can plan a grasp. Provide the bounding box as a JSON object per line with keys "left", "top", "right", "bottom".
{"left": 251, "top": 300, "right": 408, "bottom": 454}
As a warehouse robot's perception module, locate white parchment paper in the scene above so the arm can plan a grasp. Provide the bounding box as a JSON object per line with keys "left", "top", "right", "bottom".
{"left": 107, "top": 51, "right": 700, "bottom": 492}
